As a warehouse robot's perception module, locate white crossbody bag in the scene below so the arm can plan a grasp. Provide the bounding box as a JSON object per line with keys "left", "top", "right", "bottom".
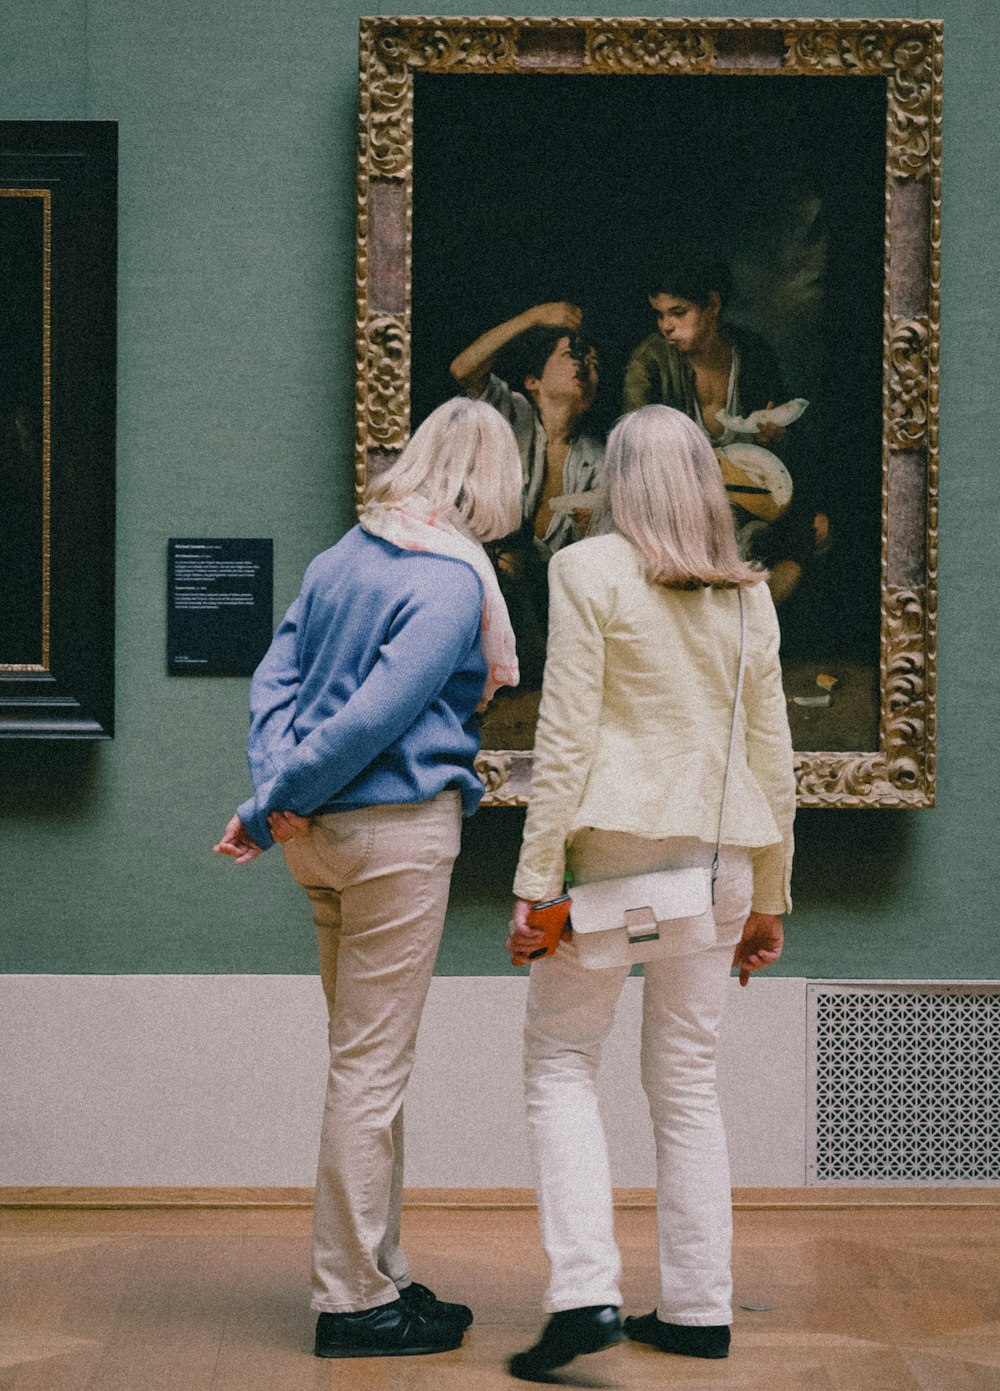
{"left": 568, "top": 589, "right": 747, "bottom": 970}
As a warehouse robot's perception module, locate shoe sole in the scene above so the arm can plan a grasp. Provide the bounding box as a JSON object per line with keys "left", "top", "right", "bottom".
{"left": 624, "top": 1326, "right": 728, "bottom": 1358}
{"left": 509, "top": 1328, "right": 625, "bottom": 1379}
{"left": 315, "top": 1334, "right": 464, "bottom": 1358}
{"left": 629, "top": 1342, "right": 729, "bottom": 1359}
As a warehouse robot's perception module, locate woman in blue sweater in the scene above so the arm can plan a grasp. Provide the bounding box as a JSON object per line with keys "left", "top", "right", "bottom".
{"left": 214, "top": 397, "right": 522, "bottom": 1359}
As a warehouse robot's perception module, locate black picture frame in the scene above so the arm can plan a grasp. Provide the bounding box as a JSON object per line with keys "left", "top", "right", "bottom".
{"left": 0, "top": 122, "right": 117, "bottom": 738}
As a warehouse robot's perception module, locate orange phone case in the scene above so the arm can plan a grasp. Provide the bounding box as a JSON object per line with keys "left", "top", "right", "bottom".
{"left": 513, "top": 895, "right": 572, "bottom": 966}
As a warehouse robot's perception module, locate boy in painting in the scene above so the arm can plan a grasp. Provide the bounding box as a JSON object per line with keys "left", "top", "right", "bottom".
{"left": 623, "top": 245, "right": 787, "bottom": 444}
{"left": 624, "top": 245, "right": 824, "bottom": 603}
{"left": 450, "top": 302, "right": 605, "bottom": 687}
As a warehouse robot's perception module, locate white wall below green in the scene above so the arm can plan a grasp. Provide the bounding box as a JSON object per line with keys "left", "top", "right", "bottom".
{"left": 1, "top": 975, "right": 807, "bottom": 1188}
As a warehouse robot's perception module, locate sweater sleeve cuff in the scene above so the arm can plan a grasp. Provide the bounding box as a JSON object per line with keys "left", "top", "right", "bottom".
{"left": 236, "top": 796, "right": 275, "bottom": 854}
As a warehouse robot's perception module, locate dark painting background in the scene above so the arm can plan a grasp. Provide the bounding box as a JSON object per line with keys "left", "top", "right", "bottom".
{"left": 0, "top": 193, "right": 45, "bottom": 666}
{"left": 412, "top": 73, "right": 888, "bottom": 750}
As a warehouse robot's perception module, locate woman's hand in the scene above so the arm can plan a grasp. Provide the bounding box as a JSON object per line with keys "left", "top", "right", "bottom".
{"left": 509, "top": 895, "right": 556, "bottom": 962}
{"left": 267, "top": 810, "right": 311, "bottom": 843}
{"left": 213, "top": 814, "right": 264, "bottom": 865}
{"left": 507, "top": 896, "right": 573, "bottom": 966}
{"left": 732, "top": 912, "right": 784, "bottom": 987}
{"left": 507, "top": 897, "right": 544, "bottom": 966}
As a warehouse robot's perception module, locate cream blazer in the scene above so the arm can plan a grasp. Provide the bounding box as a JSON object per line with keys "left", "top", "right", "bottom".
{"left": 513, "top": 533, "right": 796, "bottom": 914}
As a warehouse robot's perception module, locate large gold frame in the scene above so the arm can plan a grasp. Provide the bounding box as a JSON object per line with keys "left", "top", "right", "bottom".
{"left": 356, "top": 16, "right": 941, "bottom": 808}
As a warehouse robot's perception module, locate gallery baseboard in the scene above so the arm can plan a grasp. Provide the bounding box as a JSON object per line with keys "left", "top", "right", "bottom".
{"left": 2, "top": 1185, "right": 997, "bottom": 1210}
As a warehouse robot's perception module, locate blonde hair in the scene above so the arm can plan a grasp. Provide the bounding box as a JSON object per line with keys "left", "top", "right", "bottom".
{"left": 607, "top": 405, "right": 766, "bottom": 588}
{"left": 367, "top": 397, "right": 522, "bottom": 543}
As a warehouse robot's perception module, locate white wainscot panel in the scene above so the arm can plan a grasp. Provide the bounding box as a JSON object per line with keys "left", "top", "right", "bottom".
{"left": 0, "top": 975, "right": 806, "bottom": 1187}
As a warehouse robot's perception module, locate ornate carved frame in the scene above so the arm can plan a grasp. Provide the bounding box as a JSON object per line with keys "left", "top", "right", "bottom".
{"left": 356, "top": 16, "right": 941, "bottom": 809}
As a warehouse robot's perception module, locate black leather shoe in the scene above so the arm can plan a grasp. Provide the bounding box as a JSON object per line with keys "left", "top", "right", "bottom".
{"left": 623, "top": 1310, "right": 730, "bottom": 1358}
{"left": 314, "top": 1299, "right": 465, "bottom": 1358}
{"left": 398, "top": 1280, "right": 473, "bottom": 1329}
{"left": 508, "top": 1305, "right": 624, "bottom": 1381}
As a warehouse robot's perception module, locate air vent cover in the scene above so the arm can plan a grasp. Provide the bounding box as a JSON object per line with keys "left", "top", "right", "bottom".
{"left": 808, "top": 983, "right": 999, "bottom": 1184}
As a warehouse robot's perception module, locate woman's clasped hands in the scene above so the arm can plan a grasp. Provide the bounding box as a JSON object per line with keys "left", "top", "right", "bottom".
{"left": 213, "top": 809, "right": 311, "bottom": 866}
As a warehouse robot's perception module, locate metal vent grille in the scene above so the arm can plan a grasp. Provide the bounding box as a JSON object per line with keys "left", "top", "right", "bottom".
{"left": 807, "top": 984, "right": 1000, "bottom": 1185}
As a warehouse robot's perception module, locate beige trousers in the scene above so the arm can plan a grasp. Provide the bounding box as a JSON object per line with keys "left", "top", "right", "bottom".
{"left": 283, "top": 791, "right": 462, "bottom": 1313}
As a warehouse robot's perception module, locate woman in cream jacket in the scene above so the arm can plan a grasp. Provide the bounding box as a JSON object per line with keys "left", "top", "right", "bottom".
{"left": 507, "top": 405, "right": 795, "bottom": 1381}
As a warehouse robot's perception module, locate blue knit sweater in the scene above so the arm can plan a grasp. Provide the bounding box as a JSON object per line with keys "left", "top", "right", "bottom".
{"left": 237, "top": 527, "right": 488, "bottom": 851}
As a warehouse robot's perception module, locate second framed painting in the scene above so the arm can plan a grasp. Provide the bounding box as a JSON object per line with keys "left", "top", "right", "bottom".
{"left": 356, "top": 17, "right": 941, "bottom": 809}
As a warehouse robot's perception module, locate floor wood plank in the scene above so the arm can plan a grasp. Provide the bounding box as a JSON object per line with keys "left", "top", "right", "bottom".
{"left": 2, "top": 1204, "right": 999, "bottom": 1390}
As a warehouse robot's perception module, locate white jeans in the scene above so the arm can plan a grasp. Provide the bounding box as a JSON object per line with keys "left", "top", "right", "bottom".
{"left": 283, "top": 791, "right": 462, "bottom": 1313}
{"left": 523, "top": 835, "right": 752, "bottom": 1325}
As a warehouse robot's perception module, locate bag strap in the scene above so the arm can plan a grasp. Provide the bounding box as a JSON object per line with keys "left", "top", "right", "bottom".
{"left": 710, "top": 587, "right": 748, "bottom": 903}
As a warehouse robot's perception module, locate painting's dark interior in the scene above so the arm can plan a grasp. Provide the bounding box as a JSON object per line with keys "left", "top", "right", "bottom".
{"left": 0, "top": 194, "right": 45, "bottom": 666}
{"left": 412, "top": 74, "right": 887, "bottom": 747}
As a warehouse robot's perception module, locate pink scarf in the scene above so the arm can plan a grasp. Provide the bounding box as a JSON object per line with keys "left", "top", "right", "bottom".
{"left": 359, "top": 495, "right": 519, "bottom": 707}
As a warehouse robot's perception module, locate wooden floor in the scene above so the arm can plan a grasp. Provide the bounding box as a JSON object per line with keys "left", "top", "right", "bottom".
{"left": 3, "top": 1197, "right": 1000, "bottom": 1390}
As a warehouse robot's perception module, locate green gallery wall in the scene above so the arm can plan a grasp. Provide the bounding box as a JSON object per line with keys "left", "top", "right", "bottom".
{"left": 0, "top": 0, "right": 996, "bottom": 981}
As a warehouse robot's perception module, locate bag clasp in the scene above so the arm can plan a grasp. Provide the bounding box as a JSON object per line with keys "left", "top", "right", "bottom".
{"left": 623, "top": 906, "right": 660, "bottom": 944}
